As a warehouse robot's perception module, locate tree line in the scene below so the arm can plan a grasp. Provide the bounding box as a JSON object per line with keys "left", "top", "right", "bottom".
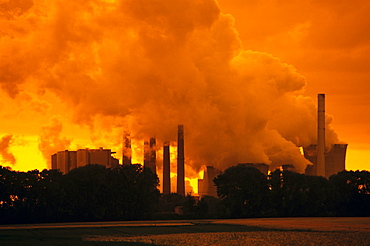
{"left": 0, "top": 164, "right": 159, "bottom": 224}
{"left": 212, "top": 165, "right": 370, "bottom": 218}
{"left": 0, "top": 164, "right": 369, "bottom": 224}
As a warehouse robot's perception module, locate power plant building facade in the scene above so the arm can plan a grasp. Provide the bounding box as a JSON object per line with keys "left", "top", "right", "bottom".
{"left": 51, "top": 148, "right": 119, "bottom": 174}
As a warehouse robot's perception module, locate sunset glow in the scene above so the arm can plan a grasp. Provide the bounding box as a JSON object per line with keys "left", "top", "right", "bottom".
{"left": 0, "top": 0, "right": 369, "bottom": 189}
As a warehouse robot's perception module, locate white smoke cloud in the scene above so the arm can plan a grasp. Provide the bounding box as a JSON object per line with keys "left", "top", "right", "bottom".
{"left": 38, "top": 117, "right": 71, "bottom": 164}
{"left": 0, "top": 135, "right": 16, "bottom": 165}
{"left": 0, "top": 0, "right": 340, "bottom": 174}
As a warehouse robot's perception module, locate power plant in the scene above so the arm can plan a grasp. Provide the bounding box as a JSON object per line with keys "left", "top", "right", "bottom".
{"left": 51, "top": 148, "right": 119, "bottom": 174}
{"left": 51, "top": 94, "right": 347, "bottom": 195}
{"left": 303, "top": 94, "right": 347, "bottom": 178}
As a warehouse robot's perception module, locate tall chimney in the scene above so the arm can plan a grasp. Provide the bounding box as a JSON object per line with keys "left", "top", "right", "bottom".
{"left": 163, "top": 141, "right": 171, "bottom": 194}
{"left": 317, "top": 94, "right": 326, "bottom": 177}
{"left": 144, "top": 137, "right": 156, "bottom": 174}
{"left": 143, "top": 140, "right": 150, "bottom": 169}
{"left": 177, "top": 125, "right": 185, "bottom": 196}
{"left": 122, "top": 131, "right": 132, "bottom": 165}
{"left": 149, "top": 137, "right": 156, "bottom": 175}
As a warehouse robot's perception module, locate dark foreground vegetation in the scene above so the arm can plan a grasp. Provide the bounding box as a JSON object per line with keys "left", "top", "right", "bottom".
{"left": 0, "top": 164, "right": 369, "bottom": 224}
{"left": 214, "top": 166, "right": 370, "bottom": 218}
{"left": 0, "top": 164, "right": 159, "bottom": 224}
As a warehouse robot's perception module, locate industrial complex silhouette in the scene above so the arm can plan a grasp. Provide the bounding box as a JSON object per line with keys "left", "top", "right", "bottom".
{"left": 52, "top": 94, "right": 347, "bottom": 197}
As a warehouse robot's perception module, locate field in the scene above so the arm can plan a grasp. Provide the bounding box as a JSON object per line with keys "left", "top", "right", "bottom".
{"left": 0, "top": 217, "right": 369, "bottom": 245}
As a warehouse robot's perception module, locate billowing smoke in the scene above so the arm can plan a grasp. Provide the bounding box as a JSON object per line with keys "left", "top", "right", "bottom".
{"left": 1, "top": 0, "right": 340, "bottom": 174}
{"left": 0, "top": 135, "right": 16, "bottom": 165}
{"left": 38, "top": 117, "right": 71, "bottom": 163}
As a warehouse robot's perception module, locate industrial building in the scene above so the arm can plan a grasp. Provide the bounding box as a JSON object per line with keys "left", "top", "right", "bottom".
{"left": 51, "top": 148, "right": 119, "bottom": 174}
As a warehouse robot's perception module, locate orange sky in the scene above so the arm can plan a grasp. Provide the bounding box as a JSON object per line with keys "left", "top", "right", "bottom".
{"left": 217, "top": 0, "right": 370, "bottom": 172}
{"left": 0, "top": 0, "right": 369, "bottom": 175}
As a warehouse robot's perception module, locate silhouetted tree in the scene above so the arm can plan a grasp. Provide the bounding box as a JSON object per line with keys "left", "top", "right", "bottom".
{"left": 107, "top": 164, "right": 160, "bottom": 220}
{"left": 0, "top": 164, "right": 160, "bottom": 223}
{"left": 62, "top": 164, "right": 109, "bottom": 221}
{"left": 0, "top": 167, "right": 65, "bottom": 224}
{"left": 62, "top": 164, "right": 160, "bottom": 221}
{"left": 214, "top": 165, "right": 269, "bottom": 217}
{"left": 35, "top": 169, "right": 66, "bottom": 222}
{"left": 329, "top": 170, "right": 370, "bottom": 216}
{"left": 270, "top": 170, "right": 330, "bottom": 217}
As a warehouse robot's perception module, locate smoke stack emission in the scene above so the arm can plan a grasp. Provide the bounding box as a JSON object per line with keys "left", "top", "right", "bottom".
{"left": 177, "top": 125, "right": 185, "bottom": 196}
{"left": 122, "top": 131, "right": 132, "bottom": 165}
{"left": 163, "top": 141, "right": 170, "bottom": 194}
{"left": 317, "top": 94, "right": 326, "bottom": 177}
{"left": 2, "top": 1, "right": 344, "bottom": 175}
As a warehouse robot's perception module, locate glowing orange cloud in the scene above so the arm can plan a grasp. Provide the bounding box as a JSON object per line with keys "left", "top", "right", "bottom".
{"left": 1, "top": 0, "right": 367, "bottom": 182}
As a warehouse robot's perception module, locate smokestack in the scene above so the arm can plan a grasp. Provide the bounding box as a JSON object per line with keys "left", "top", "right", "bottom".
{"left": 177, "top": 124, "right": 185, "bottom": 196}
{"left": 122, "top": 131, "right": 132, "bottom": 165}
{"left": 150, "top": 137, "right": 156, "bottom": 175}
{"left": 317, "top": 94, "right": 326, "bottom": 177}
{"left": 144, "top": 137, "right": 156, "bottom": 174}
{"left": 163, "top": 141, "right": 170, "bottom": 194}
{"left": 143, "top": 140, "right": 150, "bottom": 169}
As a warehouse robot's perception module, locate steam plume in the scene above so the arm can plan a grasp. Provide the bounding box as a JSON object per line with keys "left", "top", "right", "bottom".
{"left": 0, "top": 135, "right": 16, "bottom": 165}
{"left": 38, "top": 117, "right": 71, "bottom": 164}
{"left": 1, "top": 0, "right": 340, "bottom": 174}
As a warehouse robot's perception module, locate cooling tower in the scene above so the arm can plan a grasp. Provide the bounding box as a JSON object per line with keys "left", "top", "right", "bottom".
{"left": 198, "top": 166, "right": 221, "bottom": 197}
{"left": 177, "top": 125, "right": 185, "bottom": 196}
{"left": 122, "top": 132, "right": 132, "bottom": 165}
{"left": 163, "top": 141, "right": 171, "bottom": 194}
{"left": 325, "top": 144, "right": 347, "bottom": 177}
{"left": 304, "top": 144, "right": 347, "bottom": 178}
{"left": 317, "top": 94, "right": 326, "bottom": 177}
